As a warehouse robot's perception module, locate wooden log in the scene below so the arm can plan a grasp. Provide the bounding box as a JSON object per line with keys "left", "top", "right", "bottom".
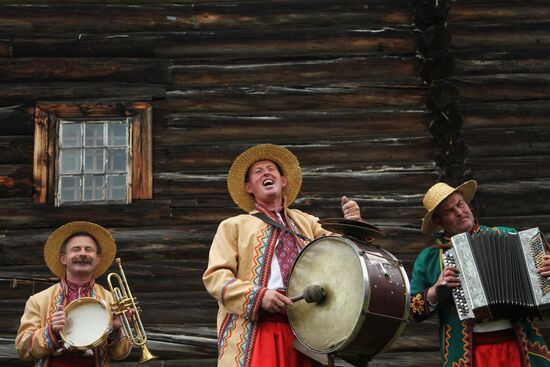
{"left": 475, "top": 180, "right": 550, "bottom": 218}
{"left": 0, "top": 1, "right": 414, "bottom": 34}
{"left": 0, "top": 136, "right": 33, "bottom": 165}
{"left": 456, "top": 75, "right": 550, "bottom": 103}
{"left": 0, "top": 165, "right": 32, "bottom": 198}
{"left": 0, "top": 105, "right": 34, "bottom": 135}
{"left": 464, "top": 126, "right": 550, "bottom": 157}
{"left": 155, "top": 110, "right": 431, "bottom": 145}
{"left": 0, "top": 41, "right": 9, "bottom": 57}
{"left": 155, "top": 161, "right": 438, "bottom": 196}
{"left": 0, "top": 58, "right": 171, "bottom": 84}
{"left": 0, "top": 82, "right": 166, "bottom": 106}
{"left": 0, "top": 199, "right": 172, "bottom": 229}
{"left": 9, "top": 29, "right": 418, "bottom": 58}
{"left": 154, "top": 138, "right": 434, "bottom": 171}
{"left": 1, "top": 225, "right": 216, "bottom": 266}
{"left": 162, "top": 86, "right": 426, "bottom": 113}
{"left": 172, "top": 57, "right": 420, "bottom": 87}
{"left": 449, "top": 23, "right": 550, "bottom": 51}
{"left": 468, "top": 155, "right": 550, "bottom": 182}
{"left": 449, "top": 2, "right": 550, "bottom": 23}
{"left": 454, "top": 51, "right": 550, "bottom": 76}
{"left": 461, "top": 101, "right": 550, "bottom": 129}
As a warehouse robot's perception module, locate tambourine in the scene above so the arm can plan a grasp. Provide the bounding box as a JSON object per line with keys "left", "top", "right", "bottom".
{"left": 60, "top": 297, "right": 112, "bottom": 350}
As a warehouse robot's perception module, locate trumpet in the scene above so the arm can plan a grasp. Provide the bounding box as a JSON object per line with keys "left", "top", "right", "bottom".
{"left": 107, "top": 258, "right": 157, "bottom": 364}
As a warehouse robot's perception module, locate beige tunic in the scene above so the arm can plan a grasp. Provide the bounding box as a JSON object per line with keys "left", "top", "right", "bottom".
{"left": 203, "top": 208, "right": 330, "bottom": 367}
{"left": 15, "top": 282, "right": 132, "bottom": 366}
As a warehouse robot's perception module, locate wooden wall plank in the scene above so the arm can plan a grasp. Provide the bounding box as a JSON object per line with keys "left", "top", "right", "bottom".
{"left": 0, "top": 58, "right": 172, "bottom": 84}
{"left": 172, "top": 57, "right": 420, "bottom": 87}
{"left": 8, "top": 30, "right": 417, "bottom": 58}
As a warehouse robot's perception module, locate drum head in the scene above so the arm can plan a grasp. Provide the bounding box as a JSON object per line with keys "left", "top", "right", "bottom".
{"left": 287, "top": 236, "right": 366, "bottom": 353}
{"left": 60, "top": 297, "right": 111, "bottom": 349}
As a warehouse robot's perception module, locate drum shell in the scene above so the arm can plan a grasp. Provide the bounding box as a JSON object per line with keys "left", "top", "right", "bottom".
{"left": 287, "top": 236, "right": 410, "bottom": 361}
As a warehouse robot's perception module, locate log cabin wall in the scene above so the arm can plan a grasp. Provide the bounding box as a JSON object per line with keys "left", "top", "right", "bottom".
{"left": 0, "top": 1, "right": 548, "bottom": 366}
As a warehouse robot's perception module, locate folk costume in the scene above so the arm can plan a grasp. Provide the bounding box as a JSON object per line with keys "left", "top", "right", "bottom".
{"left": 409, "top": 181, "right": 550, "bottom": 367}
{"left": 203, "top": 144, "right": 329, "bottom": 367}
{"left": 16, "top": 221, "right": 132, "bottom": 367}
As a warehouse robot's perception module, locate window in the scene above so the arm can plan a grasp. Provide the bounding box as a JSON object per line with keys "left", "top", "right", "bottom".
{"left": 33, "top": 102, "right": 152, "bottom": 205}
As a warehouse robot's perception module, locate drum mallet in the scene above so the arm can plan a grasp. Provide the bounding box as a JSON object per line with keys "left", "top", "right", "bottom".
{"left": 290, "top": 285, "right": 327, "bottom": 304}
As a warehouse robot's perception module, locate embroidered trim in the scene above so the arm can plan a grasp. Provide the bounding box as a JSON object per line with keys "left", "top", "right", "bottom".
{"left": 443, "top": 324, "right": 451, "bottom": 366}
{"left": 221, "top": 278, "right": 237, "bottom": 306}
{"left": 410, "top": 293, "right": 425, "bottom": 315}
{"left": 515, "top": 323, "right": 533, "bottom": 367}
{"left": 218, "top": 314, "right": 236, "bottom": 357}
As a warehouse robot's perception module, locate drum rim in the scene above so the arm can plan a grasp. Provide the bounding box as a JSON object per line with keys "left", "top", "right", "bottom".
{"left": 287, "top": 235, "right": 370, "bottom": 354}
{"left": 60, "top": 297, "right": 111, "bottom": 350}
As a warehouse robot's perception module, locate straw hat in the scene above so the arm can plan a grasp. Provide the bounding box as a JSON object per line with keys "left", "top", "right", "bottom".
{"left": 227, "top": 144, "right": 302, "bottom": 212}
{"left": 421, "top": 180, "right": 477, "bottom": 234}
{"left": 44, "top": 221, "right": 116, "bottom": 278}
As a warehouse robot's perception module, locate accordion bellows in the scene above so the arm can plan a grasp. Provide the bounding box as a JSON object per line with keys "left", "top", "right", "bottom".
{"left": 443, "top": 228, "right": 550, "bottom": 321}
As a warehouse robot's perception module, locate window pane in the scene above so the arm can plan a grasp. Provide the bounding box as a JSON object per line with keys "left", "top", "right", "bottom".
{"left": 107, "top": 175, "right": 127, "bottom": 201}
{"left": 84, "top": 175, "right": 104, "bottom": 201}
{"left": 61, "top": 123, "right": 82, "bottom": 147}
{"left": 85, "top": 124, "right": 104, "bottom": 146}
{"left": 108, "top": 123, "right": 128, "bottom": 146}
{"left": 60, "top": 149, "right": 81, "bottom": 174}
{"left": 59, "top": 176, "right": 81, "bottom": 202}
{"left": 84, "top": 148, "right": 104, "bottom": 172}
{"left": 107, "top": 149, "right": 127, "bottom": 172}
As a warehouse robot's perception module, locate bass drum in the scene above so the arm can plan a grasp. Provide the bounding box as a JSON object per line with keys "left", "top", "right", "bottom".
{"left": 60, "top": 297, "right": 112, "bottom": 350}
{"left": 287, "top": 236, "right": 410, "bottom": 363}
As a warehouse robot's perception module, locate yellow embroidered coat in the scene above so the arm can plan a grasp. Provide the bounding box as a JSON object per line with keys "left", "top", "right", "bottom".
{"left": 203, "top": 208, "right": 329, "bottom": 367}
{"left": 16, "top": 282, "right": 132, "bottom": 367}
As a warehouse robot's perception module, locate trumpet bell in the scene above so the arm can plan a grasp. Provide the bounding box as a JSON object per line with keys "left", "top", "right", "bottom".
{"left": 139, "top": 344, "right": 157, "bottom": 364}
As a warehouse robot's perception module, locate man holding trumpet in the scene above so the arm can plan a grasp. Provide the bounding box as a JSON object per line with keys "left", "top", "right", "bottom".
{"left": 16, "top": 221, "right": 132, "bottom": 366}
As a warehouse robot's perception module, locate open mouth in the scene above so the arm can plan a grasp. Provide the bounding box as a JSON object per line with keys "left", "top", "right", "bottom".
{"left": 263, "top": 178, "right": 274, "bottom": 187}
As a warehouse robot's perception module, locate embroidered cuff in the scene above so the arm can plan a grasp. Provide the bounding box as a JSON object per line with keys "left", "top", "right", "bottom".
{"left": 46, "top": 322, "right": 62, "bottom": 350}
{"left": 250, "top": 286, "right": 268, "bottom": 322}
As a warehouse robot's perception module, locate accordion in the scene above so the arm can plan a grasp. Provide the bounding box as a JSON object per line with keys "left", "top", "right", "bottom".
{"left": 442, "top": 228, "right": 550, "bottom": 321}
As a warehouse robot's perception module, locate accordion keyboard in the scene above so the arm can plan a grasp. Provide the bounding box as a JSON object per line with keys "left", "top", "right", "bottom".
{"left": 443, "top": 250, "right": 473, "bottom": 319}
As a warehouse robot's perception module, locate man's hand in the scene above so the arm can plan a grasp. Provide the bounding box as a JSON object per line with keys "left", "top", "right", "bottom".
{"left": 261, "top": 289, "right": 292, "bottom": 314}
{"left": 426, "top": 265, "right": 460, "bottom": 305}
{"left": 51, "top": 310, "right": 67, "bottom": 336}
{"left": 341, "top": 196, "right": 362, "bottom": 221}
{"left": 113, "top": 308, "right": 135, "bottom": 331}
{"left": 537, "top": 255, "right": 550, "bottom": 278}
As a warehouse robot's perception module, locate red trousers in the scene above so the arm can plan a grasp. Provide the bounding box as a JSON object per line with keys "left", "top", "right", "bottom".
{"left": 250, "top": 313, "right": 311, "bottom": 367}
{"left": 473, "top": 329, "right": 523, "bottom": 367}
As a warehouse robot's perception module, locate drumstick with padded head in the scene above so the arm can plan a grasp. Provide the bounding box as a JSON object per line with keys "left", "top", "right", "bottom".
{"left": 290, "top": 285, "right": 327, "bottom": 303}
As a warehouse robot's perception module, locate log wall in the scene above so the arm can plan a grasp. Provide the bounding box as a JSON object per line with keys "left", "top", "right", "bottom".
{"left": 0, "top": 1, "right": 548, "bottom": 366}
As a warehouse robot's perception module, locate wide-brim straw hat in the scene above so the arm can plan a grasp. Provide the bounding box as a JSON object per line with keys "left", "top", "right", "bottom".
{"left": 227, "top": 144, "right": 302, "bottom": 212}
{"left": 44, "top": 221, "right": 116, "bottom": 278}
{"left": 421, "top": 180, "right": 477, "bottom": 234}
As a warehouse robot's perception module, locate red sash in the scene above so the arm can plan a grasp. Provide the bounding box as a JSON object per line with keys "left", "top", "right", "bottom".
{"left": 49, "top": 354, "right": 95, "bottom": 367}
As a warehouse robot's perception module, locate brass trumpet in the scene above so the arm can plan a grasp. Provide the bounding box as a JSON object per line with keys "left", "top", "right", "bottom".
{"left": 107, "top": 258, "right": 157, "bottom": 364}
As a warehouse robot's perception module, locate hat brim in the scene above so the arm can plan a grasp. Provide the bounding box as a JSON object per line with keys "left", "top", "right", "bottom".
{"left": 421, "top": 180, "right": 477, "bottom": 234}
{"left": 44, "top": 221, "right": 116, "bottom": 278}
{"left": 227, "top": 144, "right": 302, "bottom": 212}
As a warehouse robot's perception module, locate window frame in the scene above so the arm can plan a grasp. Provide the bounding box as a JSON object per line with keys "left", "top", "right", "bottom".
{"left": 33, "top": 102, "right": 152, "bottom": 205}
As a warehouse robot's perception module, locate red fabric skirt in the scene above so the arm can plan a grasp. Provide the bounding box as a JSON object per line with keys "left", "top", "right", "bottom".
{"left": 250, "top": 313, "right": 311, "bottom": 367}
{"left": 473, "top": 329, "right": 522, "bottom": 367}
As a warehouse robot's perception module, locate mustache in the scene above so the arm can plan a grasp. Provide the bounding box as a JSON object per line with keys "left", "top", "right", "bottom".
{"left": 72, "top": 256, "right": 93, "bottom": 264}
